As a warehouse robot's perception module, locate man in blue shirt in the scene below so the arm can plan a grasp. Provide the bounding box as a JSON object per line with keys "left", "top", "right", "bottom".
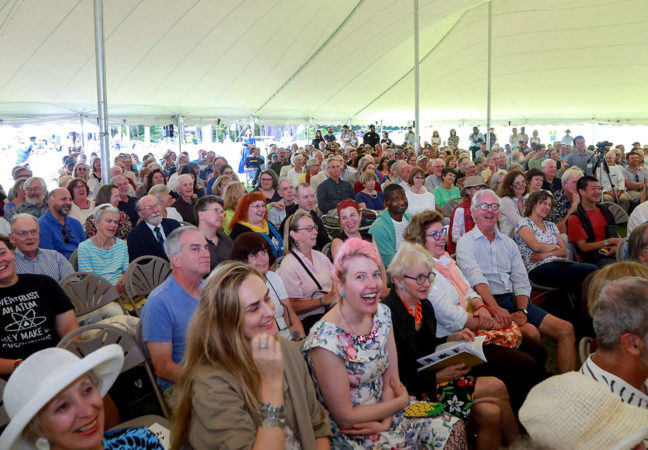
{"left": 141, "top": 226, "right": 211, "bottom": 396}
{"left": 38, "top": 188, "right": 84, "bottom": 260}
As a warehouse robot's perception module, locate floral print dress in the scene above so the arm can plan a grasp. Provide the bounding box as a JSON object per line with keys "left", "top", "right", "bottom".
{"left": 303, "top": 304, "right": 459, "bottom": 449}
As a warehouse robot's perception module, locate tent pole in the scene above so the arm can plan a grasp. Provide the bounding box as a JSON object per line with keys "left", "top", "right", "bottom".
{"left": 414, "top": 0, "right": 420, "bottom": 154}
{"left": 485, "top": 0, "right": 493, "bottom": 152}
{"left": 176, "top": 115, "right": 183, "bottom": 154}
{"left": 306, "top": 117, "right": 311, "bottom": 146}
{"left": 93, "top": 0, "right": 110, "bottom": 184}
{"left": 79, "top": 113, "right": 86, "bottom": 149}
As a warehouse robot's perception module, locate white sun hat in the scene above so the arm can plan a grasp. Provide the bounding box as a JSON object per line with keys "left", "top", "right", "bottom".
{"left": 520, "top": 371, "right": 648, "bottom": 450}
{"left": 0, "top": 344, "right": 124, "bottom": 450}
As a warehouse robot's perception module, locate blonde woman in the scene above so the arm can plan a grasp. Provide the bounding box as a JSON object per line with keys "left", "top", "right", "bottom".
{"left": 171, "top": 262, "right": 331, "bottom": 449}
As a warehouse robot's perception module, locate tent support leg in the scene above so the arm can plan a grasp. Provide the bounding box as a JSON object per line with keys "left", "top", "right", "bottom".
{"left": 93, "top": 0, "right": 110, "bottom": 184}
{"left": 414, "top": 0, "right": 420, "bottom": 154}
{"left": 486, "top": 0, "right": 493, "bottom": 152}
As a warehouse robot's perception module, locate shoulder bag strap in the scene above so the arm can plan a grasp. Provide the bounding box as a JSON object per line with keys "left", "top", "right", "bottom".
{"left": 290, "top": 250, "right": 323, "bottom": 291}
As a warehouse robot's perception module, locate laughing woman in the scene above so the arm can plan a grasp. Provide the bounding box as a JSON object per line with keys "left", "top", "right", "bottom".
{"left": 171, "top": 262, "right": 331, "bottom": 449}
{"left": 229, "top": 192, "right": 284, "bottom": 258}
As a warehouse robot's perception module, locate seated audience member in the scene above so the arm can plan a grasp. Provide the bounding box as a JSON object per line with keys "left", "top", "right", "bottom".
{"left": 433, "top": 167, "right": 460, "bottom": 213}
{"left": 128, "top": 195, "right": 181, "bottom": 262}
{"left": 0, "top": 235, "right": 78, "bottom": 375}
{"left": 221, "top": 181, "right": 246, "bottom": 235}
{"left": 141, "top": 226, "right": 210, "bottom": 396}
{"left": 67, "top": 178, "right": 95, "bottom": 224}
{"left": 0, "top": 345, "right": 165, "bottom": 449}
{"left": 584, "top": 261, "right": 648, "bottom": 317}
{"left": 628, "top": 223, "right": 648, "bottom": 265}
{"left": 352, "top": 156, "right": 381, "bottom": 192}
{"left": 497, "top": 170, "right": 527, "bottom": 237}
{"left": 229, "top": 192, "right": 284, "bottom": 257}
{"left": 136, "top": 167, "right": 166, "bottom": 198}
{"left": 355, "top": 171, "right": 384, "bottom": 210}
{"left": 195, "top": 195, "right": 233, "bottom": 271}
{"left": 171, "top": 262, "right": 331, "bottom": 449}
{"left": 384, "top": 242, "right": 519, "bottom": 447}
{"left": 256, "top": 169, "right": 281, "bottom": 204}
{"left": 623, "top": 150, "right": 647, "bottom": 206}
{"left": 519, "top": 372, "right": 648, "bottom": 449}
{"left": 424, "top": 158, "right": 445, "bottom": 192}
{"left": 285, "top": 153, "right": 306, "bottom": 186}
{"left": 279, "top": 183, "right": 330, "bottom": 251}
{"left": 404, "top": 210, "right": 547, "bottom": 409}
{"left": 178, "top": 163, "right": 206, "bottom": 198}
{"left": 316, "top": 157, "right": 354, "bottom": 214}
{"left": 303, "top": 238, "right": 467, "bottom": 449}
{"left": 173, "top": 174, "right": 198, "bottom": 225}
{"left": 405, "top": 167, "right": 436, "bottom": 215}
{"left": 268, "top": 179, "right": 297, "bottom": 228}
{"left": 597, "top": 151, "right": 630, "bottom": 211}
{"left": 111, "top": 174, "right": 139, "bottom": 227}
{"left": 540, "top": 158, "right": 561, "bottom": 194}
{"left": 149, "top": 183, "right": 184, "bottom": 223}
{"left": 514, "top": 190, "right": 597, "bottom": 300}
{"left": 4, "top": 177, "right": 27, "bottom": 218}
{"left": 551, "top": 167, "right": 583, "bottom": 233}
{"left": 525, "top": 168, "right": 544, "bottom": 195}
{"left": 210, "top": 174, "right": 232, "bottom": 198}
{"left": 627, "top": 199, "right": 648, "bottom": 235}
{"left": 447, "top": 176, "right": 486, "bottom": 255}
{"left": 277, "top": 210, "right": 335, "bottom": 333}
{"left": 369, "top": 183, "right": 411, "bottom": 269}
{"left": 457, "top": 189, "right": 576, "bottom": 372}
{"left": 7, "top": 177, "right": 49, "bottom": 220}
{"left": 581, "top": 277, "right": 648, "bottom": 407}
{"left": 298, "top": 157, "right": 321, "bottom": 186}
{"left": 77, "top": 204, "right": 128, "bottom": 289}
{"left": 10, "top": 214, "right": 73, "bottom": 281}
{"left": 230, "top": 232, "right": 305, "bottom": 340}
{"left": 567, "top": 175, "right": 621, "bottom": 267}
{"left": 38, "top": 188, "right": 84, "bottom": 260}
{"left": 84, "top": 184, "right": 132, "bottom": 240}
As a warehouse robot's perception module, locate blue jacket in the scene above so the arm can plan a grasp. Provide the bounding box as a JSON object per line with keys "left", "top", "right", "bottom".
{"left": 369, "top": 209, "right": 411, "bottom": 270}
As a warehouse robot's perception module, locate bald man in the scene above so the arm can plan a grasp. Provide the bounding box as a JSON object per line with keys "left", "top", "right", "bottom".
{"left": 38, "top": 188, "right": 85, "bottom": 259}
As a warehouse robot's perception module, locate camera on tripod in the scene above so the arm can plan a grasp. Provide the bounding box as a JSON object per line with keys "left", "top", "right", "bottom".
{"left": 596, "top": 141, "right": 613, "bottom": 151}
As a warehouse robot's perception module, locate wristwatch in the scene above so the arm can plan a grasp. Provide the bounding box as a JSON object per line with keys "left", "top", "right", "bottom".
{"left": 516, "top": 308, "right": 528, "bottom": 315}
{"left": 603, "top": 239, "right": 610, "bottom": 246}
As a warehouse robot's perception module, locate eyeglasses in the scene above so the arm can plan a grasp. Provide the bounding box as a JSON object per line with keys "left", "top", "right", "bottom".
{"left": 222, "top": 171, "right": 234, "bottom": 176}
{"left": 403, "top": 272, "right": 436, "bottom": 285}
{"left": 425, "top": 228, "right": 447, "bottom": 241}
{"left": 297, "top": 225, "right": 318, "bottom": 232}
{"left": 477, "top": 202, "right": 500, "bottom": 211}
{"left": 25, "top": 187, "right": 42, "bottom": 193}
{"left": 260, "top": 177, "right": 273, "bottom": 182}
{"left": 72, "top": 185, "right": 86, "bottom": 190}
{"left": 250, "top": 249, "right": 268, "bottom": 258}
{"left": 249, "top": 203, "right": 266, "bottom": 209}
{"left": 204, "top": 207, "right": 224, "bottom": 215}
{"left": 60, "top": 226, "right": 76, "bottom": 244}
{"left": 512, "top": 181, "right": 527, "bottom": 188}
{"left": 14, "top": 229, "right": 38, "bottom": 238}
{"left": 140, "top": 205, "right": 159, "bottom": 212}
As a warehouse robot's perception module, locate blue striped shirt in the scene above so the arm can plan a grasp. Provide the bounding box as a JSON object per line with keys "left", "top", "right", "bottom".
{"left": 456, "top": 225, "right": 531, "bottom": 297}
{"left": 77, "top": 238, "right": 129, "bottom": 285}
{"left": 14, "top": 248, "right": 74, "bottom": 281}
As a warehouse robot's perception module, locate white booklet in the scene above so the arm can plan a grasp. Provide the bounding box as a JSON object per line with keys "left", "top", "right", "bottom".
{"left": 416, "top": 335, "right": 487, "bottom": 372}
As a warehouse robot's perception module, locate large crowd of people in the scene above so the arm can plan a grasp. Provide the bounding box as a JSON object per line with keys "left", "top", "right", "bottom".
{"left": 1, "top": 126, "right": 648, "bottom": 449}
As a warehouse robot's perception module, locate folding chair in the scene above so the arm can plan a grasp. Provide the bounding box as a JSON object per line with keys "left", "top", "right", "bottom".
{"left": 616, "top": 236, "right": 629, "bottom": 262}
{"left": 59, "top": 272, "right": 127, "bottom": 317}
{"left": 123, "top": 256, "right": 172, "bottom": 317}
{"left": 0, "top": 379, "right": 9, "bottom": 428}
{"left": 601, "top": 201, "right": 629, "bottom": 225}
{"left": 442, "top": 197, "right": 462, "bottom": 218}
{"left": 69, "top": 248, "right": 79, "bottom": 271}
{"left": 58, "top": 323, "right": 170, "bottom": 419}
{"left": 578, "top": 337, "right": 593, "bottom": 364}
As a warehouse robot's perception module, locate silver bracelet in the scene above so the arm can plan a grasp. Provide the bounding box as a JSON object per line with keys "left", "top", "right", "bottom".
{"left": 259, "top": 402, "right": 286, "bottom": 429}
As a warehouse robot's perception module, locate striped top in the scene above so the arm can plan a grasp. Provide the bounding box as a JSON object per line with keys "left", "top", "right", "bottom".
{"left": 581, "top": 355, "right": 648, "bottom": 408}
{"left": 77, "top": 238, "right": 129, "bottom": 285}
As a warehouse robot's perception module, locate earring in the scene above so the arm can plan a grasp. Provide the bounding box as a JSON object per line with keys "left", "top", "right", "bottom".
{"left": 35, "top": 438, "right": 50, "bottom": 450}
{"left": 339, "top": 291, "right": 345, "bottom": 298}
{"left": 398, "top": 283, "right": 405, "bottom": 290}
{"left": 295, "top": 241, "right": 299, "bottom": 248}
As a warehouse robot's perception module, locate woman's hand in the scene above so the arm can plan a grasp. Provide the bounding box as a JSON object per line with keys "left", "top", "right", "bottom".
{"left": 269, "top": 202, "right": 285, "bottom": 210}
{"left": 321, "top": 290, "right": 337, "bottom": 306}
{"left": 474, "top": 308, "right": 494, "bottom": 330}
{"left": 390, "top": 378, "right": 409, "bottom": 411}
{"left": 339, "top": 420, "right": 389, "bottom": 436}
{"left": 448, "top": 328, "right": 475, "bottom": 342}
{"left": 529, "top": 250, "right": 556, "bottom": 263}
{"left": 436, "top": 364, "right": 471, "bottom": 384}
{"left": 251, "top": 334, "right": 284, "bottom": 389}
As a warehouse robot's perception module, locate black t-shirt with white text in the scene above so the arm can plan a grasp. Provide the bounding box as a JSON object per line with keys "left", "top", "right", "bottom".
{"left": 0, "top": 274, "right": 73, "bottom": 360}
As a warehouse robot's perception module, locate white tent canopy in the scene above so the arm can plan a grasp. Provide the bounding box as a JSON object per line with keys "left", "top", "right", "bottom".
{"left": 1, "top": 0, "right": 647, "bottom": 126}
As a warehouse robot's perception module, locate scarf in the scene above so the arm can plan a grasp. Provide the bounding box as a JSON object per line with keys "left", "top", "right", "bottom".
{"left": 239, "top": 220, "right": 269, "bottom": 234}
{"left": 434, "top": 252, "right": 470, "bottom": 309}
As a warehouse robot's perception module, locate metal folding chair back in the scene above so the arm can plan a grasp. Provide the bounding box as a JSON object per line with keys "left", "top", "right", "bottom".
{"left": 601, "top": 201, "right": 629, "bottom": 225}
{"left": 442, "top": 197, "right": 462, "bottom": 218}
{"left": 58, "top": 324, "right": 170, "bottom": 419}
{"left": 124, "top": 256, "right": 172, "bottom": 316}
{"left": 69, "top": 248, "right": 79, "bottom": 271}
{"left": 59, "top": 272, "right": 124, "bottom": 317}
{"left": 0, "top": 379, "right": 8, "bottom": 428}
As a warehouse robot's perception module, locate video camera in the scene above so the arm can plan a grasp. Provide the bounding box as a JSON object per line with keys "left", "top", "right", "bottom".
{"left": 596, "top": 141, "right": 613, "bottom": 150}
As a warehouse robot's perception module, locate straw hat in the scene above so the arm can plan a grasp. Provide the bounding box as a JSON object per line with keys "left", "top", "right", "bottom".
{"left": 460, "top": 176, "right": 487, "bottom": 196}
{"left": 0, "top": 345, "right": 124, "bottom": 450}
{"left": 519, "top": 372, "right": 648, "bottom": 450}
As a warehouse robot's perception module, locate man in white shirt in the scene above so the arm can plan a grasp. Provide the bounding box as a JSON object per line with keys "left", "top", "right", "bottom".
{"left": 581, "top": 277, "right": 648, "bottom": 408}
{"left": 597, "top": 151, "right": 630, "bottom": 211}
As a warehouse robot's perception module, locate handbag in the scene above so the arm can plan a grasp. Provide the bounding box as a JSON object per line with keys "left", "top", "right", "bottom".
{"left": 475, "top": 322, "right": 522, "bottom": 349}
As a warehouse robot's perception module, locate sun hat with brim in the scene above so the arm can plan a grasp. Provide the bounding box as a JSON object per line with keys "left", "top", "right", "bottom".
{"left": 460, "top": 176, "right": 487, "bottom": 197}
{"left": 520, "top": 372, "right": 648, "bottom": 450}
{"left": 0, "top": 344, "right": 124, "bottom": 450}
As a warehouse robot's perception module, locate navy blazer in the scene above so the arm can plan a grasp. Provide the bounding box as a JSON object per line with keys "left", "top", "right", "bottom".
{"left": 127, "top": 218, "right": 181, "bottom": 262}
